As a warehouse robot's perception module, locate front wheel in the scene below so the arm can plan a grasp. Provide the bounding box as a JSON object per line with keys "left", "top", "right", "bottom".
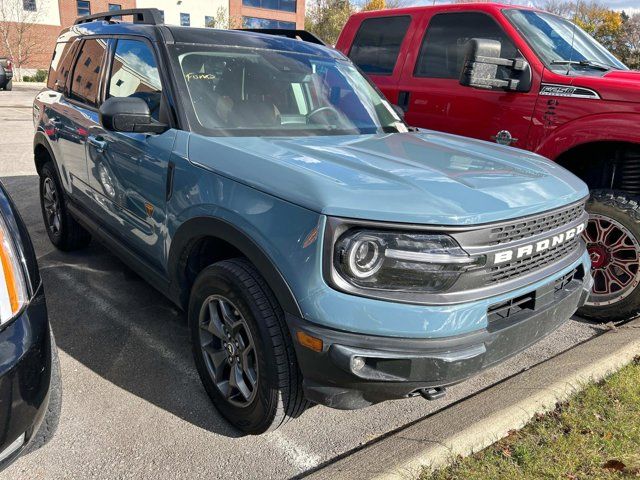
{"left": 578, "top": 190, "right": 640, "bottom": 321}
{"left": 188, "top": 259, "right": 308, "bottom": 434}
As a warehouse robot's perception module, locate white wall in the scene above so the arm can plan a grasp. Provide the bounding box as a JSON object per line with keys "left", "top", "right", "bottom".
{"left": 135, "top": 0, "right": 228, "bottom": 28}
{"left": 0, "top": 0, "right": 60, "bottom": 26}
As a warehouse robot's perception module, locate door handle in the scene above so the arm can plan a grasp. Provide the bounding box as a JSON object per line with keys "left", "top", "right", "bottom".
{"left": 87, "top": 135, "right": 107, "bottom": 153}
{"left": 397, "top": 91, "right": 411, "bottom": 112}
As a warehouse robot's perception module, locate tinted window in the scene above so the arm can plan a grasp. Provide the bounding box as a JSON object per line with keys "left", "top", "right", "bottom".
{"left": 242, "top": 0, "right": 296, "bottom": 13}
{"left": 77, "top": 0, "right": 90, "bottom": 16}
{"left": 108, "top": 39, "right": 162, "bottom": 120}
{"left": 349, "top": 16, "right": 411, "bottom": 75}
{"left": 47, "top": 41, "right": 78, "bottom": 92}
{"left": 415, "top": 12, "right": 518, "bottom": 79}
{"left": 69, "top": 39, "right": 107, "bottom": 107}
{"left": 242, "top": 17, "right": 295, "bottom": 29}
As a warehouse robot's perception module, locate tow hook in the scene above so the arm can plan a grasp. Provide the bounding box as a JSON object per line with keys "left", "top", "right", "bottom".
{"left": 419, "top": 387, "right": 446, "bottom": 401}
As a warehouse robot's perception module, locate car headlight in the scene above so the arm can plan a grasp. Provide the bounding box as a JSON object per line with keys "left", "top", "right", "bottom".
{"left": 333, "top": 229, "right": 485, "bottom": 293}
{"left": 0, "top": 213, "right": 28, "bottom": 325}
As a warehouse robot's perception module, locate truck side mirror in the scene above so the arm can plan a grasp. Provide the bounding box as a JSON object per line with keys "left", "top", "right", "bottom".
{"left": 459, "top": 38, "right": 531, "bottom": 93}
{"left": 100, "top": 97, "right": 167, "bottom": 134}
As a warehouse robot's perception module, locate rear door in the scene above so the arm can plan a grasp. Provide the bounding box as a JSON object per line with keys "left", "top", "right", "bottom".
{"left": 85, "top": 37, "right": 175, "bottom": 271}
{"left": 398, "top": 11, "right": 539, "bottom": 149}
{"left": 343, "top": 13, "right": 417, "bottom": 106}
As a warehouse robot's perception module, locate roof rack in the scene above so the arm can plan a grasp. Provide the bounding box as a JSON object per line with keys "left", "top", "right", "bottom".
{"left": 74, "top": 8, "right": 164, "bottom": 25}
{"left": 238, "top": 29, "right": 326, "bottom": 46}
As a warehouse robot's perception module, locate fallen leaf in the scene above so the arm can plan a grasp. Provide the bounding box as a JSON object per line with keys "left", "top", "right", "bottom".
{"left": 603, "top": 459, "right": 626, "bottom": 472}
{"left": 501, "top": 446, "right": 513, "bottom": 458}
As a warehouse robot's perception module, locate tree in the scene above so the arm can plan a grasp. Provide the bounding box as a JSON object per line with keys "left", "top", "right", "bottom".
{"left": 362, "top": 0, "right": 385, "bottom": 11}
{"left": 305, "top": 0, "right": 354, "bottom": 46}
{"left": 205, "top": 6, "right": 242, "bottom": 29}
{"left": 0, "top": 0, "right": 45, "bottom": 80}
{"left": 573, "top": 2, "right": 624, "bottom": 54}
{"left": 621, "top": 13, "right": 640, "bottom": 69}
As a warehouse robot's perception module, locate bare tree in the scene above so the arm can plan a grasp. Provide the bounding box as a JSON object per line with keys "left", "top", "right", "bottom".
{"left": 205, "top": 6, "right": 242, "bottom": 30}
{"left": 0, "top": 0, "right": 45, "bottom": 80}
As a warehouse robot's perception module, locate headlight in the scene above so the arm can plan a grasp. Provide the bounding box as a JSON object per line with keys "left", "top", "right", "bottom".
{"left": 0, "top": 213, "right": 28, "bottom": 325}
{"left": 334, "top": 230, "right": 485, "bottom": 293}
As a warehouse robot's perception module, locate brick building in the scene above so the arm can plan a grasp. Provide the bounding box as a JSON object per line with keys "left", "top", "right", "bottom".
{"left": 0, "top": 0, "right": 304, "bottom": 72}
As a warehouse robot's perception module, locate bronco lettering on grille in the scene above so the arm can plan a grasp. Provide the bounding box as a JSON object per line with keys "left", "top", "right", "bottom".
{"left": 493, "top": 223, "right": 585, "bottom": 264}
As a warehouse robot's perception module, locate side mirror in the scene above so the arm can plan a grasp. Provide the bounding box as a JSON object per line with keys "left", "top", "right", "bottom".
{"left": 459, "top": 38, "right": 531, "bottom": 93}
{"left": 99, "top": 97, "right": 167, "bottom": 134}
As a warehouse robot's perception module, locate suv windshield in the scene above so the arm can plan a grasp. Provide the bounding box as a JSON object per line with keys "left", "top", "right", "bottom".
{"left": 504, "top": 9, "right": 627, "bottom": 73}
{"left": 172, "top": 45, "right": 407, "bottom": 136}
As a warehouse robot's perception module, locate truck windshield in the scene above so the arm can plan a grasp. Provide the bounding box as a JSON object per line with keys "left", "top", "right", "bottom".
{"left": 504, "top": 9, "right": 627, "bottom": 73}
{"left": 172, "top": 45, "right": 407, "bottom": 136}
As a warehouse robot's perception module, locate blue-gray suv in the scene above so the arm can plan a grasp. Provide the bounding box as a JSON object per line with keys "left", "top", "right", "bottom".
{"left": 34, "top": 8, "right": 593, "bottom": 434}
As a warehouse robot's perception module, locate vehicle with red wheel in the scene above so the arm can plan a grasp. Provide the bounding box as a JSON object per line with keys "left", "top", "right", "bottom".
{"left": 337, "top": 4, "right": 640, "bottom": 321}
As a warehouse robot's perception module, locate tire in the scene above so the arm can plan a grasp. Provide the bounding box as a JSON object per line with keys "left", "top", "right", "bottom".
{"left": 4, "top": 79, "right": 11, "bottom": 91}
{"left": 189, "top": 258, "right": 308, "bottom": 434}
{"left": 25, "top": 329, "right": 62, "bottom": 453}
{"left": 578, "top": 189, "right": 640, "bottom": 322}
{"left": 39, "top": 162, "right": 91, "bottom": 251}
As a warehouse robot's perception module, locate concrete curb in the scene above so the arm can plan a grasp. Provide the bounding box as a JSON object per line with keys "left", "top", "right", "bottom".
{"left": 306, "top": 319, "right": 640, "bottom": 480}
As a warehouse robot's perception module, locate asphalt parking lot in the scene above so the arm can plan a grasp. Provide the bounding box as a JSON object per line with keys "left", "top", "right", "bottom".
{"left": 0, "top": 84, "right": 609, "bottom": 479}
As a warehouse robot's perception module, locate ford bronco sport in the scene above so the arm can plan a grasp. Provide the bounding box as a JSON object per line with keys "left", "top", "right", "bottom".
{"left": 337, "top": 4, "right": 640, "bottom": 322}
{"left": 34, "top": 8, "right": 592, "bottom": 434}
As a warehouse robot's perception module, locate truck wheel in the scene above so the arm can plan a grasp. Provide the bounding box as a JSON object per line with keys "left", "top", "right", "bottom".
{"left": 188, "top": 258, "right": 308, "bottom": 434}
{"left": 4, "top": 79, "right": 11, "bottom": 91}
{"left": 39, "top": 162, "right": 91, "bottom": 251}
{"left": 578, "top": 190, "right": 640, "bottom": 321}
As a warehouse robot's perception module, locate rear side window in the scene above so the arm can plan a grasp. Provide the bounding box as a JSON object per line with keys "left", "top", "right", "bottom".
{"left": 69, "top": 38, "right": 107, "bottom": 108}
{"left": 349, "top": 16, "right": 411, "bottom": 75}
{"left": 108, "top": 39, "right": 162, "bottom": 120}
{"left": 47, "top": 41, "right": 78, "bottom": 92}
{"left": 414, "top": 12, "right": 518, "bottom": 79}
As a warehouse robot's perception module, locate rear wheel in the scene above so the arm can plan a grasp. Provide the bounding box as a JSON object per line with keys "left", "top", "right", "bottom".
{"left": 578, "top": 190, "right": 640, "bottom": 321}
{"left": 39, "top": 162, "right": 91, "bottom": 251}
{"left": 189, "top": 258, "right": 308, "bottom": 434}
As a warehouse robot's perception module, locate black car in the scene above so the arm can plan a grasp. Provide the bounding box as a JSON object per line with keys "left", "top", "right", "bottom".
{"left": 0, "top": 182, "right": 60, "bottom": 469}
{"left": 0, "top": 58, "right": 12, "bottom": 91}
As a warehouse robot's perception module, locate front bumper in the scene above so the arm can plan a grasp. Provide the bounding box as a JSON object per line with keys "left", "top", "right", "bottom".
{"left": 291, "top": 265, "right": 592, "bottom": 410}
{"left": 0, "top": 284, "right": 51, "bottom": 470}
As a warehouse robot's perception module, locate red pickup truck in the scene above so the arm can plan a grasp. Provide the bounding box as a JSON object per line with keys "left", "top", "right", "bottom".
{"left": 336, "top": 3, "right": 640, "bottom": 322}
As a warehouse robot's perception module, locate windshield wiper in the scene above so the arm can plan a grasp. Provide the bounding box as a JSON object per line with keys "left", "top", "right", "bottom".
{"left": 550, "top": 60, "right": 612, "bottom": 71}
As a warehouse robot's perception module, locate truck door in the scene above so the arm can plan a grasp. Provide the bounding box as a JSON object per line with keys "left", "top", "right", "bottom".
{"left": 398, "top": 11, "right": 539, "bottom": 149}
{"left": 345, "top": 14, "right": 417, "bottom": 106}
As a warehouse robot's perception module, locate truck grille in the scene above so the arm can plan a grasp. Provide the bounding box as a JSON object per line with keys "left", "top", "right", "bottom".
{"left": 488, "top": 236, "right": 581, "bottom": 283}
{"left": 488, "top": 203, "right": 584, "bottom": 245}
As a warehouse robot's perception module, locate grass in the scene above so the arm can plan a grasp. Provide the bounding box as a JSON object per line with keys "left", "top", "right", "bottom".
{"left": 422, "top": 357, "right": 640, "bottom": 480}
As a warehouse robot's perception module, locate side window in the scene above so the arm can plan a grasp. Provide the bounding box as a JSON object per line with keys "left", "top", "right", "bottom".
{"left": 47, "top": 41, "right": 78, "bottom": 92}
{"left": 349, "top": 16, "right": 411, "bottom": 75}
{"left": 414, "top": 12, "right": 519, "bottom": 79}
{"left": 69, "top": 39, "right": 107, "bottom": 107}
{"left": 108, "top": 39, "right": 162, "bottom": 120}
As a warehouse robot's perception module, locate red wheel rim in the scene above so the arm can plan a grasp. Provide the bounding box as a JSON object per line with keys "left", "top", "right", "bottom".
{"left": 583, "top": 214, "right": 640, "bottom": 306}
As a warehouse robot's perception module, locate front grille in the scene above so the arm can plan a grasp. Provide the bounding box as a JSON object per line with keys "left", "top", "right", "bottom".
{"left": 488, "top": 236, "right": 580, "bottom": 283}
{"left": 487, "top": 291, "right": 535, "bottom": 323}
{"left": 488, "top": 203, "right": 584, "bottom": 245}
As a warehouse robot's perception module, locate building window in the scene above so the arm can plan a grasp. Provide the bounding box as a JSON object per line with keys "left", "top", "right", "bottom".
{"left": 205, "top": 15, "right": 214, "bottom": 27}
{"left": 22, "top": 0, "right": 36, "bottom": 11}
{"left": 242, "top": 0, "right": 295, "bottom": 13}
{"left": 158, "top": 10, "right": 164, "bottom": 22}
{"left": 76, "top": 0, "right": 90, "bottom": 16}
{"left": 180, "top": 12, "right": 190, "bottom": 26}
{"left": 242, "top": 17, "right": 295, "bottom": 29}
{"left": 108, "top": 3, "right": 121, "bottom": 20}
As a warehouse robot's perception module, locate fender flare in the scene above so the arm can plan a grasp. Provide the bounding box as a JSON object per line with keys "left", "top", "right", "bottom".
{"left": 168, "top": 216, "right": 303, "bottom": 318}
{"left": 33, "top": 131, "right": 65, "bottom": 182}
{"left": 534, "top": 113, "right": 640, "bottom": 160}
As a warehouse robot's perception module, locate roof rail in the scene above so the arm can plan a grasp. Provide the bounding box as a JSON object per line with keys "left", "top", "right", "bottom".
{"left": 238, "top": 29, "right": 326, "bottom": 46}
{"left": 74, "top": 8, "right": 164, "bottom": 25}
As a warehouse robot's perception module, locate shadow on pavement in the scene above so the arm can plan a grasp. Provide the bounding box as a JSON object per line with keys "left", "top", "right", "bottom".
{"left": 1, "top": 175, "right": 244, "bottom": 439}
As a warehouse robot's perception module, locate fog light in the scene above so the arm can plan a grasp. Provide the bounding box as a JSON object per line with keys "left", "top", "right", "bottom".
{"left": 351, "top": 356, "right": 366, "bottom": 372}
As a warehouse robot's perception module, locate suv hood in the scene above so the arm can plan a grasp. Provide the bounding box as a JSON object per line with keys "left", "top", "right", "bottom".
{"left": 188, "top": 131, "right": 588, "bottom": 226}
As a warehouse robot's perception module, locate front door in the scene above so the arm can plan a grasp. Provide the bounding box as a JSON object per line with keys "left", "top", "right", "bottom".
{"left": 398, "top": 11, "right": 539, "bottom": 150}
{"left": 86, "top": 38, "right": 175, "bottom": 271}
